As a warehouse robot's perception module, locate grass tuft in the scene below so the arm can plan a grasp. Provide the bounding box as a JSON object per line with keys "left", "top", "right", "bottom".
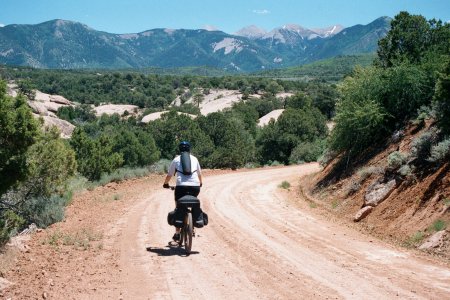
{"left": 278, "top": 181, "right": 291, "bottom": 189}
{"left": 430, "top": 219, "right": 447, "bottom": 232}
{"left": 309, "top": 202, "right": 317, "bottom": 208}
{"left": 444, "top": 198, "right": 450, "bottom": 207}
{"left": 405, "top": 231, "right": 425, "bottom": 247}
{"left": 44, "top": 229, "right": 103, "bottom": 250}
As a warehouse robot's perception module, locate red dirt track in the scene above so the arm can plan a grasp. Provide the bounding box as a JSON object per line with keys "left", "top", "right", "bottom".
{"left": 2, "top": 164, "right": 450, "bottom": 299}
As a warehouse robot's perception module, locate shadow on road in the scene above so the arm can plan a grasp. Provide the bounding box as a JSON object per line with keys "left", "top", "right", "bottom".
{"left": 146, "top": 243, "right": 199, "bottom": 257}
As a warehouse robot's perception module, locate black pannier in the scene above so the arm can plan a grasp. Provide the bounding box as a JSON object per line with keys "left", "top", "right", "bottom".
{"left": 167, "top": 210, "right": 175, "bottom": 226}
{"left": 170, "top": 195, "right": 209, "bottom": 228}
{"left": 167, "top": 208, "right": 186, "bottom": 228}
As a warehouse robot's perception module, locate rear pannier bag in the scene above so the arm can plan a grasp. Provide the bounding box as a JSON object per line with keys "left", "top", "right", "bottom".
{"left": 194, "top": 210, "right": 209, "bottom": 228}
{"left": 167, "top": 208, "right": 185, "bottom": 228}
{"left": 167, "top": 210, "right": 175, "bottom": 226}
{"left": 173, "top": 207, "right": 185, "bottom": 228}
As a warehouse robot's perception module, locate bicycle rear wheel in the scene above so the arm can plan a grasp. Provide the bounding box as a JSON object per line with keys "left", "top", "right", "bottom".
{"left": 184, "top": 212, "right": 193, "bottom": 254}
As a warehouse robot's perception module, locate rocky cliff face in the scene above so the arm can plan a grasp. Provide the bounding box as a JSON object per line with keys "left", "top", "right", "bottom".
{"left": 7, "top": 84, "right": 75, "bottom": 138}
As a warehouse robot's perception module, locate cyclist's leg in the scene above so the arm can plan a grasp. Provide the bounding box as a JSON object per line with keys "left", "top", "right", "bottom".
{"left": 173, "top": 187, "right": 183, "bottom": 236}
{"left": 173, "top": 186, "right": 191, "bottom": 235}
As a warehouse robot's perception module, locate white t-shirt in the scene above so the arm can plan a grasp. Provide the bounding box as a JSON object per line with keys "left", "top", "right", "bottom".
{"left": 167, "top": 154, "right": 202, "bottom": 186}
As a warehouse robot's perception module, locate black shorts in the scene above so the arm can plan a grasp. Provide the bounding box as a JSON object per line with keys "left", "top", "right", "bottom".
{"left": 174, "top": 185, "right": 200, "bottom": 202}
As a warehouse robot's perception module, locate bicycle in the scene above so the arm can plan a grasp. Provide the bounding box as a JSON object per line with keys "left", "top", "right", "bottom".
{"left": 166, "top": 186, "right": 200, "bottom": 255}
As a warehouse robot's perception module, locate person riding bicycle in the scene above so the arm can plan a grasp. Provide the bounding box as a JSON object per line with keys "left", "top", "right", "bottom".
{"left": 163, "top": 141, "right": 203, "bottom": 241}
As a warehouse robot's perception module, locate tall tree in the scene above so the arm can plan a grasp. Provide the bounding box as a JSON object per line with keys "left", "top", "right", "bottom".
{"left": 0, "top": 80, "right": 40, "bottom": 195}
{"left": 377, "top": 11, "right": 449, "bottom": 68}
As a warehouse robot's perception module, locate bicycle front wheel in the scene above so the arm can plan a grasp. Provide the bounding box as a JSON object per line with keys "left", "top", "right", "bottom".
{"left": 184, "top": 212, "right": 193, "bottom": 254}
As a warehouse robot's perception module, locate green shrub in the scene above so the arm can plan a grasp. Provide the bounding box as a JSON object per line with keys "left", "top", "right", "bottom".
{"left": 244, "top": 162, "right": 260, "bottom": 169}
{"left": 22, "top": 194, "right": 67, "bottom": 228}
{"left": 96, "top": 167, "right": 151, "bottom": 185}
{"left": 25, "top": 127, "right": 77, "bottom": 197}
{"left": 270, "top": 160, "right": 282, "bottom": 167}
{"left": 279, "top": 181, "right": 291, "bottom": 189}
{"left": 428, "top": 138, "right": 450, "bottom": 163}
{"left": 0, "top": 210, "right": 25, "bottom": 246}
{"left": 346, "top": 180, "right": 361, "bottom": 196}
{"left": 149, "top": 159, "right": 172, "bottom": 174}
{"left": 70, "top": 129, "right": 124, "bottom": 181}
{"left": 318, "top": 149, "right": 337, "bottom": 167}
{"left": 398, "top": 164, "right": 414, "bottom": 177}
{"left": 413, "top": 105, "right": 434, "bottom": 125}
{"left": 411, "top": 130, "right": 438, "bottom": 161}
{"left": 289, "top": 139, "right": 326, "bottom": 164}
{"left": 387, "top": 151, "right": 408, "bottom": 170}
{"left": 357, "top": 166, "right": 384, "bottom": 181}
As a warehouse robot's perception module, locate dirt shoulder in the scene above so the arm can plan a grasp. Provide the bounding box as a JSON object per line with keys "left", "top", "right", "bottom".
{"left": 0, "top": 174, "right": 161, "bottom": 299}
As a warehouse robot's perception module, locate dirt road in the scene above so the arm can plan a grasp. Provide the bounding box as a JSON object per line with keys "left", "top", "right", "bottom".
{"left": 3, "top": 164, "right": 450, "bottom": 299}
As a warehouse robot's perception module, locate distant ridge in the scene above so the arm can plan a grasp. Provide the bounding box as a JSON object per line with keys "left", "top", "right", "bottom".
{"left": 0, "top": 17, "right": 391, "bottom": 72}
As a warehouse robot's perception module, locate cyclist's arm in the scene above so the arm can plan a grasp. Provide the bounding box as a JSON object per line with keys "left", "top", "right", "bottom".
{"left": 197, "top": 159, "right": 202, "bottom": 186}
{"left": 164, "top": 159, "right": 177, "bottom": 186}
{"left": 163, "top": 174, "right": 172, "bottom": 186}
{"left": 198, "top": 173, "right": 203, "bottom": 187}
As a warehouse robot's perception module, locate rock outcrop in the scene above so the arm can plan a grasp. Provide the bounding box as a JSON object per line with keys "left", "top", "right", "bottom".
{"left": 364, "top": 179, "right": 396, "bottom": 207}
{"left": 141, "top": 111, "right": 196, "bottom": 123}
{"left": 93, "top": 104, "right": 139, "bottom": 117}
{"left": 419, "top": 230, "right": 447, "bottom": 250}
{"left": 38, "top": 115, "right": 76, "bottom": 139}
{"left": 353, "top": 206, "right": 373, "bottom": 222}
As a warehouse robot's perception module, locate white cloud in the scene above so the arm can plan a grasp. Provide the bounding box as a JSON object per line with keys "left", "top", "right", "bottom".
{"left": 203, "top": 24, "right": 218, "bottom": 31}
{"left": 252, "top": 9, "right": 270, "bottom": 15}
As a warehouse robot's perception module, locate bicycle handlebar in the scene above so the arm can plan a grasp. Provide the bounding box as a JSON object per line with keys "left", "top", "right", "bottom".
{"left": 164, "top": 184, "right": 202, "bottom": 190}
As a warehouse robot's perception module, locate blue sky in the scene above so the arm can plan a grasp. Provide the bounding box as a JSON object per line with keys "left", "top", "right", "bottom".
{"left": 0, "top": 0, "right": 449, "bottom": 34}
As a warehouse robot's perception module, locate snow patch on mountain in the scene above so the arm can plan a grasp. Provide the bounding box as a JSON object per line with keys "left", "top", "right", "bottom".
{"left": 212, "top": 38, "right": 243, "bottom": 55}
{"left": 229, "top": 62, "right": 241, "bottom": 71}
{"left": 311, "top": 25, "right": 344, "bottom": 37}
{"left": 273, "top": 57, "right": 282, "bottom": 63}
{"left": 0, "top": 49, "right": 14, "bottom": 57}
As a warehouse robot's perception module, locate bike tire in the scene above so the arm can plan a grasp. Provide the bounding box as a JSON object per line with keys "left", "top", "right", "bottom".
{"left": 184, "top": 212, "right": 193, "bottom": 254}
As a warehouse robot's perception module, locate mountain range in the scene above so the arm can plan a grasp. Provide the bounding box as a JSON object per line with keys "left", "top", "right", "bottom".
{"left": 0, "top": 17, "right": 391, "bottom": 72}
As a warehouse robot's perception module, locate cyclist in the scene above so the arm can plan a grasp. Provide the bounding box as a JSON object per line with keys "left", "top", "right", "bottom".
{"left": 163, "top": 141, "right": 203, "bottom": 241}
